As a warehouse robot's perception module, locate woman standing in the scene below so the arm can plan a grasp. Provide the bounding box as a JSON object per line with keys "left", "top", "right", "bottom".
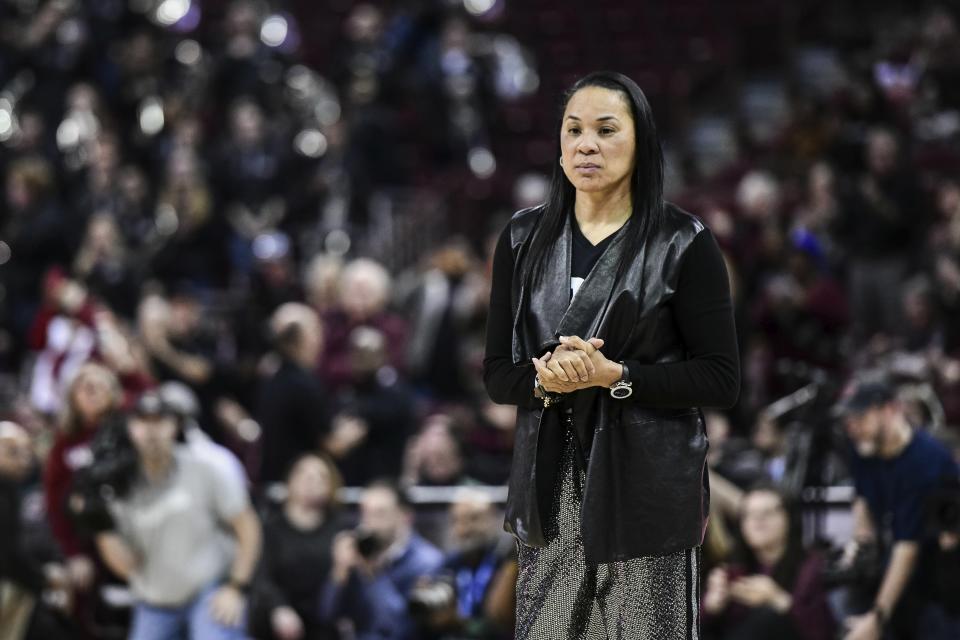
{"left": 483, "top": 71, "right": 740, "bottom": 639}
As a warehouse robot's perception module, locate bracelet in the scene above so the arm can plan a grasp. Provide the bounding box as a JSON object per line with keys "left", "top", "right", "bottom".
{"left": 225, "top": 577, "right": 250, "bottom": 594}
{"left": 534, "top": 374, "right": 561, "bottom": 408}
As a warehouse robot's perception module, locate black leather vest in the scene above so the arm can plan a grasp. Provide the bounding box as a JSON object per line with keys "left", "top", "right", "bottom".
{"left": 504, "top": 201, "right": 711, "bottom": 563}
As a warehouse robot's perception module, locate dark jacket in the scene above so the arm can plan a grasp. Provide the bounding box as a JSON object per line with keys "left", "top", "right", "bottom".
{"left": 492, "top": 203, "right": 737, "bottom": 563}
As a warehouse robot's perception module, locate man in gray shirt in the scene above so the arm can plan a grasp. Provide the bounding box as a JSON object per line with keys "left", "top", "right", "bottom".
{"left": 95, "top": 391, "right": 261, "bottom": 639}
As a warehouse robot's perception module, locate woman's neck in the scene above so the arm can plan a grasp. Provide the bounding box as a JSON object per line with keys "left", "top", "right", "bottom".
{"left": 285, "top": 502, "right": 324, "bottom": 530}
{"left": 755, "top": 540, "right": 786, "bottom": 569}
{"left": 574, "top": 186, "right": 632, "bottom": 226}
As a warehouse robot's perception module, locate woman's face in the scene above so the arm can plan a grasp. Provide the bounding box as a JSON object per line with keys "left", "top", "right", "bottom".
{"left": 288, "top": 455, "right": 333, "bottom": 510}
{"left": 72, "top": 371, "right": 115, "bottom": 425}
{"left": 560, "top": 86, "right": 636, "bottom": 196}
{"left": 740, "top": 490, "right": 789, "bottom": 553}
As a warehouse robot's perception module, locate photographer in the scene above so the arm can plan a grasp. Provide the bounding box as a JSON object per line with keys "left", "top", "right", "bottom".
{"left": 318, "top": 480, "right": 443, "bottom": 640}
{"left": 93, "top": 392, "right": 262, "bottom": 639}
{"left": 408, "top": 489, "right": 516, "bottom": 640}
{"left": 833, "top": 371, "right": 960, "bottom": 640}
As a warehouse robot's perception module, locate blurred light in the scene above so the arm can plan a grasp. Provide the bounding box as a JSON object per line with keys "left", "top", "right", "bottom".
{"left": 139, "top": 98, "right": 165, "bottom": 136}
{"left": 252, "top": 231, "right": 290, "bottom": 261}
{"left": 286, "top": 65, "right": 313, "bottom": 91}
{"left": 156, "top": 0, "right": 190, "bottom": 26}
{"left": 0, "top": 242, "right": 10, "bottom": 266}
{"left": 174, "top": 39, "right": 202, "bottom": 65}
{"left": 0, "top": 104, "right": 12, "bottom": 141}
{"left": 463, "top": 0, "right": 496, "bottom": 16}
{"left": 155, "top": 204, "right": 179, "bottom": 235}
{"left": 515, "top": 68, "right": 539, "bottom": 93}
{"left": 56, "top": 118, "right": 81, "bottom": 150}
{"left": 314, "top": 99, "right": 341, "bottom": 126}
{"left": 260, "top": 14, "right": 288, "bottom": 47}
{"left": 172, "top": 4, "right": 201, "bottom": 32}
{"left": 468, "top": 147, "right": 496, "bottom": 179}
{"left": 325, "top": 229, "right": 351, "bottom": 256}
{"left": 294, "top": 129, "right": 327, "bottom": 158}
{"left": 57, "top": 18, "right": 84, "bottom": 46}
{"left": 237, "top": 419, "right": 261, "bottom": 443}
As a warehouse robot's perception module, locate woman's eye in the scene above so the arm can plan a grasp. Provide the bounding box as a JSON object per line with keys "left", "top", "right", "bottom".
{"left": 600, "top": 128, "right": 615, "bottom": 135}
{"left": 567, "top": 128, "right": 580, "bottom": 135}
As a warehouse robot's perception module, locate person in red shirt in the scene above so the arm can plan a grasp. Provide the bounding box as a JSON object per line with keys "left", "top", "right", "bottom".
{"left": 43, "top": 362, "right": 122, "bottom": 609}
{"left": 702, "top": 482, "right": 837, "bottom": 640}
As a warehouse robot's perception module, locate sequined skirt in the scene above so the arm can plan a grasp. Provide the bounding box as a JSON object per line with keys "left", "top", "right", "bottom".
{"left": 515, "top": 411, "right": 701, "bottom": 640}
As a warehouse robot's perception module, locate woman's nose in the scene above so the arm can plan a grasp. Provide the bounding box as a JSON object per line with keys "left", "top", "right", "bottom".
{"left": 577, "top": 134, "right": 599, "bottom": 154}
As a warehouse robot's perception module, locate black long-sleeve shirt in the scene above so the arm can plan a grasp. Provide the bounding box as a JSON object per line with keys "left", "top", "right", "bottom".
{"left": 482, "top": 217, "right": 740, "bottom": 410}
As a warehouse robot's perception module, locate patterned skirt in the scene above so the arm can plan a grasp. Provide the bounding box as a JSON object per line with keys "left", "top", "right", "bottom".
{"left": 515, "top": 410, "right": 701, "bottom": 640}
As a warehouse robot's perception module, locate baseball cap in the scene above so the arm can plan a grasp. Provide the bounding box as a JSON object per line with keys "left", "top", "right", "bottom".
{"left": 831, "top": 370, "right": 896, "bottom": 418}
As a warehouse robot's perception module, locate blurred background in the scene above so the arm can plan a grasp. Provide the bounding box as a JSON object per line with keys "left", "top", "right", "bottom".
{"left": 2, "top": 0, "right": 960, "bottom": 639}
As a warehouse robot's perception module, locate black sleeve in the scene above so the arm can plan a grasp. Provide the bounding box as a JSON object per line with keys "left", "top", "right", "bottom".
{"left": 623, "top": 227, "right": 740, "bottom": 408}
{"left": 482, "top": 225, "right": 541, "bottom": 409}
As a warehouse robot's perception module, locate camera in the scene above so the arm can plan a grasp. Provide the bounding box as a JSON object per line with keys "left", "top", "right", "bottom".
{"left": 408, "top": 575, "right": 457, "bottom": 628}
{"left": 354, "top": 528, "right": 387, "bottom": 559}
{"left": 820, "top": 540, "right": 883, "bottom": 590}
{"left": 67, "top": 414, "right": 139, "bottom": 536}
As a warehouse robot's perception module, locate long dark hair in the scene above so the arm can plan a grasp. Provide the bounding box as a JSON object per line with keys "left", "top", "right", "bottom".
{"left": 522, "top": 70, "right": 665, "bottom": 289}
{"left": 731, "top": 481, "right": 806, "bottom": 591}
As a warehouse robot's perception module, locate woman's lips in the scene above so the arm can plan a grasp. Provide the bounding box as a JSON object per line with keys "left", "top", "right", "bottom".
{"left": 576, "top": 164, "right": 601, "bottom": 174}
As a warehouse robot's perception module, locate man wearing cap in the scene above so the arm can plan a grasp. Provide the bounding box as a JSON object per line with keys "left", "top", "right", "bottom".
{"left": 833, "top": 371, "right": 959, "bottom": 640}
{"left": 94, "top": 392, "right": 262, "bottom": 639}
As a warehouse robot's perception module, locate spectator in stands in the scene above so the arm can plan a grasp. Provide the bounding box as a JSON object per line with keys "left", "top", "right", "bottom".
{"left": 834, "top": 128, "right": 927, "bottom": 346}
{"left": 701, "top": 482, "right": 836, "bottom": 640}
{"left": 148, "top": 147, "right": 227, "bottom": 288}
{"left": 95, "top": 391, "right": 262, "bottom": 640}
{"left": 43, "top": 363, "right": 121, "bottom": 601}
{"left": 250, "top": 452, "right": 345, "bottom": 640}
{"left": 258, "top": 303, "right": 333, "bottom": 484}
{"left": 402, "top": 414, "right": 477, "bottom": 487}
{"left": 319, "top": 479, "right": 443, "bottom": 640}
{"left": 751, "top": 228, "right": 849, "bottom": 382}
{"left": 72, "top": 214, "right": 139, "bottom": 320}
{"left": 403, "top": 239, "right": 488, "bottom": 402}
{"left": 319, "top": 259, "right": 408, "bottom": 391}
{"left": 333, "top": 325, "right": 416, "bottom": 486}
{"left": 1, "top": 421, "right": 76, "bottom": 639}
{"left": 409, "top": 488, "right": 515, "bottom": 640}
{"left": 3, "top": 157, "right": 73, "bottom": 351}
{"left": 833, "top": 370, "right": 960, "bottom": 640}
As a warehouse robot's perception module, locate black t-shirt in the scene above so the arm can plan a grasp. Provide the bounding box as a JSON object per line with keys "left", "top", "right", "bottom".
{"left": 482, "top": 212, "right": 739, "bottom": 409}
{"left": 570, "top": 209, "right": 626, "bottom": 297}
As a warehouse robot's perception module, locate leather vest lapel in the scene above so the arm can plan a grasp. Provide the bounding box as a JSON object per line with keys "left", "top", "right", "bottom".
{"left": 510, "top": 212, "right": 571, "bottom": 362}
{"left": 513, "top": 211, "right": 638, "bottom": 363}
{"left": 555, "top": 221, "right": 633, "bottom": 345}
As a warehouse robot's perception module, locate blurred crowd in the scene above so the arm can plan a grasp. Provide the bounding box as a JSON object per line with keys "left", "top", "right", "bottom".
{"left": 3, "top": 0, "right": 960, "bottom": 639}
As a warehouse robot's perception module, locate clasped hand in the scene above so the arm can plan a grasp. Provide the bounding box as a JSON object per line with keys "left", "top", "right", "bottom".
{"left": 531, "top": 335, "right": 617, "bottom": 394}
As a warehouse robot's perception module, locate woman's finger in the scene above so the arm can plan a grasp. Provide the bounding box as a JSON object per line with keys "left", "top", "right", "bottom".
{"left": 547, "top": 357, "right": 570, "bottom": 382}
{"left": 559, "top": 335, "right": 594, "bottom": 354}
{"left": 532, "top": 355, "right": 557, "bottom": 382}
{"left": 557, "top": 356, "right": 582, "bottom": 382}
{"left": 578, "top": 351, "right": 596, "bottom": 377}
